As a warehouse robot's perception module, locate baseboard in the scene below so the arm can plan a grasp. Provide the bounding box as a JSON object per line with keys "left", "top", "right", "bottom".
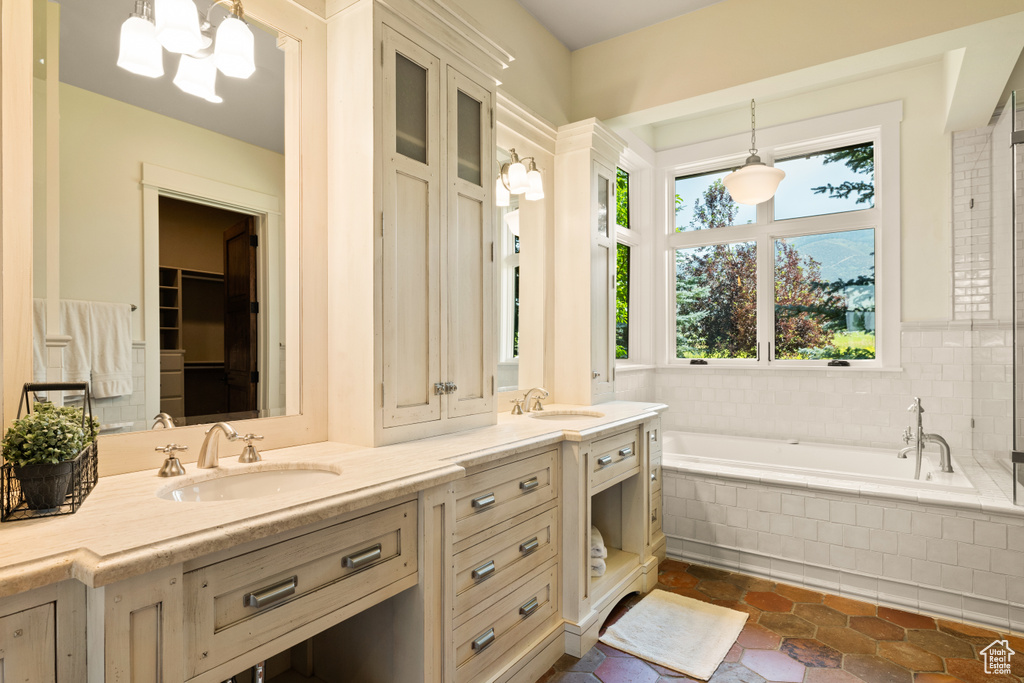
{"left": 666, "top": 535, "right": 1024, "bottom": 635}
{"left": 495, "top": 623, "right": 565, "bottom": 683}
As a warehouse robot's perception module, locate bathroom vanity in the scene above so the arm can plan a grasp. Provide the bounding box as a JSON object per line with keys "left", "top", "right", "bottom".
{"left": 0, "top": 405, "right": 665, "bottom": 683}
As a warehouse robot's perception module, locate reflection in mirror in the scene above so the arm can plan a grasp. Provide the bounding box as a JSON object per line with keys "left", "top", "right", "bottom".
{"left": 32, "top": 0, "right": 294, "bottom": 435}
{"left": 497, "top": 148, "right": 520, "bottom": 392}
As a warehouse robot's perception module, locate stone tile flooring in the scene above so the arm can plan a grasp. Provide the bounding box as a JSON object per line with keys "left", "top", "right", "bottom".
{"left": 535, "top": 559, "right": 1023, "bottom": 683}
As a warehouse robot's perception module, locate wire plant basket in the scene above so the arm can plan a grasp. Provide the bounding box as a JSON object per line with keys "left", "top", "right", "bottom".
{"left": 1, "top": 383, "right": 99, "bottom": 522}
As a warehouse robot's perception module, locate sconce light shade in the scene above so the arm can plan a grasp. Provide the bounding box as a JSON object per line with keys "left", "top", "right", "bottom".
{"left": 525, "top": 167, "right": 544, "bottom": 201}
{"left": 504, "top": 209, "right": 520, "bottom": 238}
{"left": 155, "top": 0, "right": 203, "bottom": 54}
{"left": 173, "top": 55, "right": 223, "bottom": 103}
{"left": 214, "top": 16, "right": 256, "bottom": 78}
{"left": 496, "top": 177, "right": 510, "bottom": 208}
{"left": 507, "top": 160, "right": 530, "bottom": 195}
{"left": 117, "top": 15, "right": 164, "bottom": 78}
{"left": 722, "top": 155, "right": 785, "bottom": 206}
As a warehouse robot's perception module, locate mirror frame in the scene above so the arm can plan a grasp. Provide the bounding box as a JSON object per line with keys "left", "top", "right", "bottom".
{"left": 1, "top": 0, "right": 328, "bottom": 476}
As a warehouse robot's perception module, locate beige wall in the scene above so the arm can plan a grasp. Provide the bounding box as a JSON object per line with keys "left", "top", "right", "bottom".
{"left": 570, "top": 0, "right": 1024, "bottom": 123}
{"left": 57, "top": 83, "right": 285, "bottom": 337}
{"left": 447, "top": 0, "right": 572, "bottom": 127}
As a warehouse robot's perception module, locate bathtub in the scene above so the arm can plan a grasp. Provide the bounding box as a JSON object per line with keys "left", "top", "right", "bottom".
{"left": 661, "top": 431, "right": 975, "bottom": 494}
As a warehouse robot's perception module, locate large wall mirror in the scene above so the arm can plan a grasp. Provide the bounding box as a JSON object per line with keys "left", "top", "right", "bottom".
{"left": 496, "top": 148, "right": 520, "bottom": 392}
{"left": 31, "top": 0, "right": 300, "bottom": 436}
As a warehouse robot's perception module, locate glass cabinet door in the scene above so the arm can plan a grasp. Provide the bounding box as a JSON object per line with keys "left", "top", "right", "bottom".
{"left": 395, "top": 53, "right": 428, "bottom": 164}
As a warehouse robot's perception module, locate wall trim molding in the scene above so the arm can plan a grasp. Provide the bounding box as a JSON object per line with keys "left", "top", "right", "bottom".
{"left": 666, "top": 535, "right": 1023, "bottom": 634}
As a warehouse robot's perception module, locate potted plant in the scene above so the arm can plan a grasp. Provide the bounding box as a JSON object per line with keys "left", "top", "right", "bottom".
{"left": 3, "top": 402, "right": 99, "bottom": 510}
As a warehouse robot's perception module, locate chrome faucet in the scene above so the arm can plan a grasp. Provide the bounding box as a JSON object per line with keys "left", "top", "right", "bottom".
{"left": 151, "top": 412, "right": 175, "bottom": 429}
{"left": 197, "top": 422, "right": 239, "bottom": 469}
{"left": 522, "top": 387, "right": 549, "bottom": 412}
{"left": 897, "top": 397, "right": 953, "bottom": 479}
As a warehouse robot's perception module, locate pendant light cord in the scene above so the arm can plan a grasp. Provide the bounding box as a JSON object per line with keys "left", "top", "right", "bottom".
{"left": 749, "top": 99, "right": 757, "bottom": 155}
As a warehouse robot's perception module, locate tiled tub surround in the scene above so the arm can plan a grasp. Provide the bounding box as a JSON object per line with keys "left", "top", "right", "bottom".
{"left": 660, "top": 463, "right": 1024, "bottom": 634}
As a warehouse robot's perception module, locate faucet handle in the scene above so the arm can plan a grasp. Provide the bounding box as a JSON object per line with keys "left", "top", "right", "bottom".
{"left": 510, "top": 398, "right": 525, "bottom": 416}
{"left": 902, "top": 427, "right": 913, "bottom": 444}
{"left": 156, "top": 444, "right": 188, "bottom": 477}
{"left": 155, "top": 443, "right": 188, "bottom": 454}
{"left": 238, "top": 434, "right": 264, "bottom": 464}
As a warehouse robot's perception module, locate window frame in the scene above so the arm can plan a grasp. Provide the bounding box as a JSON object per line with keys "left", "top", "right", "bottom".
{"left": 615, "top": 147, "right": 651, "bottom": 368}
{"left": 657, "top": 102, "right": 902, "bottom": 370}
{"left": 497, "top": 198, "right": 520, "bottom": 386}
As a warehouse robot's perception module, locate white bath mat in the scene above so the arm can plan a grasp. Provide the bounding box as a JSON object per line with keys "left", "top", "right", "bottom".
{"left": 599, "top": 589, "right": 747, "bottom": 680}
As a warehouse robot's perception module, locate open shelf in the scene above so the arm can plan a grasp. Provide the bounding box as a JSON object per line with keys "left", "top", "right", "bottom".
{"left": 590, "top": 546, "right": 639, "bottom": 603}
{"left": 269, "top": 671, "right": 328, "bottom": 683}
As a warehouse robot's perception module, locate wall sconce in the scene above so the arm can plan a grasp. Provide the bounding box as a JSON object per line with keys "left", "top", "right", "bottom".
{"left": 496, "top": 148, "right": 544, "bottom": 207}
{"left": 722, "top": 99, "right": 785, "bottom": 205}
{"left": 118, "top": 0, "right": 256, "bottom": 103}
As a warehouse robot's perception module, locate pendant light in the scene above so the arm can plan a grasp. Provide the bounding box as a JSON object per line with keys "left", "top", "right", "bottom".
{"left": 173, "top": 54, "right": 223, "bottom": 103}
{"left": 723, "top": 99, "right": 785, "bottom": 206}
{"left": 117, "top": 1, "right": 164, "bottom": 78}
{"left": 214, "top": 12, "right": 256, "bottom": 78}
{"left": 155, "top": 0, "right": 204, "bottom": 55}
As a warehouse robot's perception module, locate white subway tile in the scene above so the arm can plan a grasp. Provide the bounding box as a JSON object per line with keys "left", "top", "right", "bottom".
{"left": 975, "top": 521, "right": 1008, "bottom": 549}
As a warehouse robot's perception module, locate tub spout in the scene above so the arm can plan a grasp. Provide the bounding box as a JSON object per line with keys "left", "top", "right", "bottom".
{"left": 896, "top": 445, "right": 915, "bottom": 460}
{"left": 923, "top": 433, "right": 954, "bottom": 474}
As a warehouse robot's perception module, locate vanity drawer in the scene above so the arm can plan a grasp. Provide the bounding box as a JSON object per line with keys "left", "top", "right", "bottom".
{"left": 160, "top": 371, "right": 184, "bottom": 398}
{"left": 454, "top": 563, "right": 559, "bottom": 683}
{"left": 590, "top": 430, "right": 640, "bottom": 492}
{"left": 647, "top": 422, "right": 662, "bottom": 459}
{"left": 183, "top": 501, "right": 417, "bottom": 679}
{"left": 455, "top": 449, "right": 557, "bottom": 540}
{"left": 650, "top": 461, "right": 662, "bottom": 496}
{"left": 454, "top": 505, "right": 558, "bottom": 618}
{"left": 650, "top": 492, "right": 662, "bottom": 538}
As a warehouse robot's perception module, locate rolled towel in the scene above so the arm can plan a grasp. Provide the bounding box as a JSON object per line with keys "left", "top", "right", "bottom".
{"left": 591, "top": 544, "right": 608, "bottom": 559}
{"left": 591, "top": 557, "right": 606, "bottom": 577}
{"left": 591, "top": 525, "right": 605, "bottom": 550}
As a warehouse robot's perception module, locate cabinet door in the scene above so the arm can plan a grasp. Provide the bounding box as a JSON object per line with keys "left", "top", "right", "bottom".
{"left": 445, "top": 67, "right": 494, "bottom": 419}
{"left": 591, "top": 163, "right": 615, "bottom": 398}
{"left": 382, "top": 26, "right": 443, "bottom": 428}
{"left": 0, "top": 603, "right": 56, "bottom": 683}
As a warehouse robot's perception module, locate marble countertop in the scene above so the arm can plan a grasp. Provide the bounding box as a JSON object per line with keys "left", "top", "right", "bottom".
{"left": 0, "top": 402, "right": 665, "bottom": 599}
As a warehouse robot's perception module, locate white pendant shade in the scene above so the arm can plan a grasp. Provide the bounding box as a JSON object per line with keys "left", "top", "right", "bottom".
{"left": 496, "top": 177, "right": 510, "bottom": 207}
{"left": 504, "top": 209, "right": 520, "bottom": 238}
{"left": 117, "top": 15, "right": 164, "bottom": 78}
{"left": 525, "top": 168, "right": 544, "bottom": 201}
{"left": 173, "top": 55, "right": 223, "bottom": 103}
{"left": 214, "top": 16, "right": 256, "bottom": 78}
{"left": 507, "top": 161, "right": 530, "bottom": 194}
{"left": 155, "top": 0, "right": 203, "bottom": 54}
{"left": 723, "top": 161, "right": 785, "bottom": 206}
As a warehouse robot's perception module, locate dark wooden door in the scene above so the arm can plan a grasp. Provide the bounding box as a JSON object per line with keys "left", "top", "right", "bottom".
{"left": 223, "top": 217, "right": 258, "bottom": 416}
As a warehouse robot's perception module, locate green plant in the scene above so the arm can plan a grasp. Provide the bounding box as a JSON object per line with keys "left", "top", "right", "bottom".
{"left": 3, "top": 402, "right": 99, "bottom": 468}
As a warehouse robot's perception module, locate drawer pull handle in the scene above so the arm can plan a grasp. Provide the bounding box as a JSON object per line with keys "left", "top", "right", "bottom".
{"left": 651, "top": 471, "right": 657, "bottom": 482}
{"left": 597, "top": 455, "right": 612, "bottom": 468}
{"left": 652, "top": 509, "right": 658, "bottom": 522}
{"left": 619, "top": 447, "right": 634, "bottom": 458}
{"left": 471, "top": 493, "right": 496, "bottom": 510}
{"left": 520, "top": 537, "right": 539, "bottom": 554}
{"left": 342, "top": 544, "right": 382, "bottom": 569}
{"left": 471, "top": 560, "right": 496, "bottom": 581}
{"left": 472, "top": 628, "right": 495, "bottom": 652}
{"left": 519, "top": 477, "right": 539, "bottom": 492}
{"left": 520, "top": 597, "right": 539, "bottom": 617}
{"left": 650, "top": 431, "right": 658, "bottom": 442}
{"left": 244, "top": 576, "right": 297, "bottom": 609}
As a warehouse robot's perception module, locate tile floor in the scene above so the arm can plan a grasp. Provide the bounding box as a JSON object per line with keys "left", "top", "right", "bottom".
{"left": 535, "top": 559, "right": 1023, "bottom": 683}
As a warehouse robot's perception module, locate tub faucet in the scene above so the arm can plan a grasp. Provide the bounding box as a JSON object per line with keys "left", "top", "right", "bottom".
{"left": 197, "top": 422, "right": 239, "bottom": 469}
{"left": 897, "top": 397, "right": 953, "bottom": 479}
{"left": 151, "top": 412, "right": 175, "bottom": 429}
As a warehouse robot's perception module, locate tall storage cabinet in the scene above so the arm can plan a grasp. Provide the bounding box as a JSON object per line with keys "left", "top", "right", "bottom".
{"left": 329, "top": 1, "right": 507, "bottom": 446}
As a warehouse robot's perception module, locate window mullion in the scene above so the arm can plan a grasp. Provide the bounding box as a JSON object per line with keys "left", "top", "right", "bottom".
{"left": 757, "top": 232, "right": 773, "bottom": 366}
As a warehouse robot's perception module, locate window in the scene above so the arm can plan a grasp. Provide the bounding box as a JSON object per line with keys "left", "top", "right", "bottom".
{"left": 616, "top": 168, "right": 634, "bottom": 360}
{"left": 661, "top": 103, "right": 899, "bottom": 368}
{"left": 498, "top": 191, "right": 520, "bottom": 390}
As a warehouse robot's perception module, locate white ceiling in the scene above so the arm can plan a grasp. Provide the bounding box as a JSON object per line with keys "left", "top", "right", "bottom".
{"left": 55, "top": 0, "right": 285, "bottom": 153}
{"left": 514, "top": 0, "right": 726, "bottom": 51}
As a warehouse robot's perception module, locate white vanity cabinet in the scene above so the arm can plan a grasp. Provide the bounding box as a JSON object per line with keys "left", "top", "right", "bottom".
{"left": 0, "top": 582, "right": 85, "bottom": 683}
{"left": 330, "top": 0, "right": 507, "bottom": 447}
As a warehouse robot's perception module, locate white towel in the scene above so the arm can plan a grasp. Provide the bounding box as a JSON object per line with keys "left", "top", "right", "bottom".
{"left": 591, "top": 557, "right": 606, "bottom": 577}
{"left": 60, "top": 300, "right": 92, "bottom": 393}
{"left": 591, "top": 544, "right": 608, "bottom": 559}
{"left": 32, "top": 299, "right": 47, "bottom": 383}
{"left": 88, "top": 302, "right": 133, "bottom": 399}
{"left": 591, "top": 525, "right": 604, "bottom": 549}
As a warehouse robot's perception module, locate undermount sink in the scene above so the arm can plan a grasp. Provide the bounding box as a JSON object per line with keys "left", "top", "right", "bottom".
{"left": 159, "top": 467, "right": 340, "bottom": 502}
{"left": 530, "top": 410, "right": 605, "bottom": 421}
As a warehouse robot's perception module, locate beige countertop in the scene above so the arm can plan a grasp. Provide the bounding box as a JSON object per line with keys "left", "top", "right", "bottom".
{"left": 0, "top": 402, "right": 665, "bottom": 599}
